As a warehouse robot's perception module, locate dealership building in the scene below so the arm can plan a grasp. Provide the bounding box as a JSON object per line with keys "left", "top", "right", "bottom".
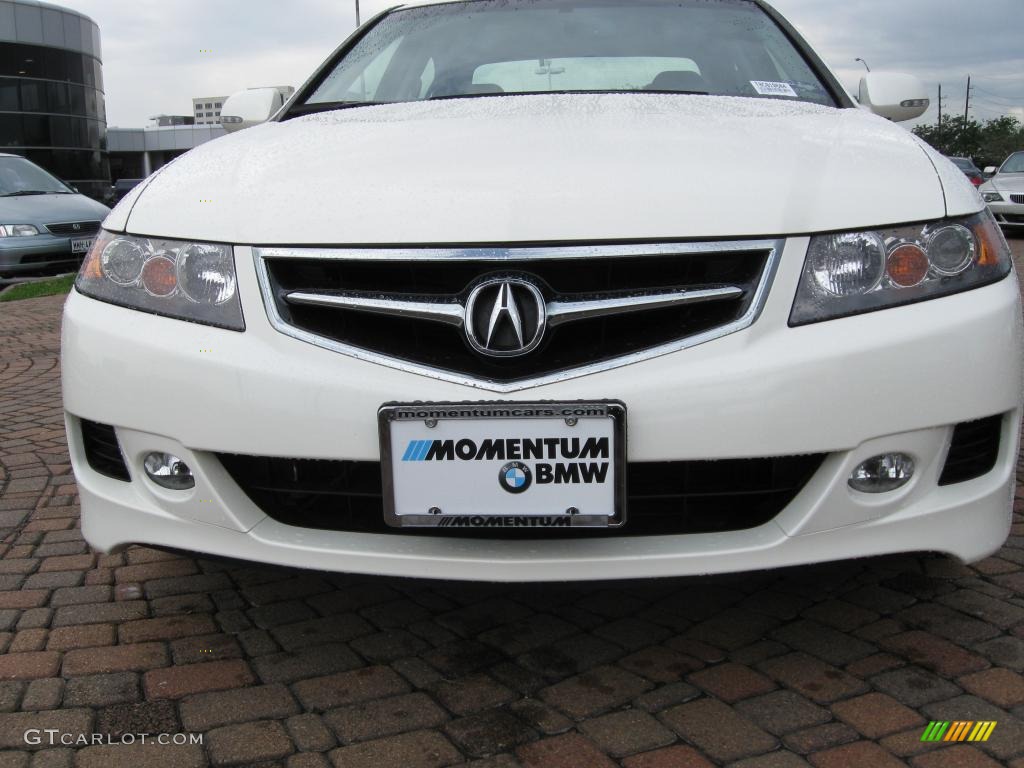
{"left": 108, "top": 122, "right": 225, "bottom": 180}
{"left": 193, "top": 95, "right": 226, "bottom": 125}
{"left": 0, "top": 0, "right": 109, "bottom": 200}
{"left": 108, "top": 87, "right": 293, "bottom": 180}
{"left": 2, "top": 2, "right": 293, "bottom": 198}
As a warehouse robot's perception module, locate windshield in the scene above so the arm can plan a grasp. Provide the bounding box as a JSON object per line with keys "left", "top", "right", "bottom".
{"left": 301, "top": 0, "right": 835, "bottom": 110}
{"left": 0, "top": 156, "right": 71, "bottom": 196}
{"left": 1001, "top": 152, "right": 1024, "bottom": 174}
{"left": 950, "top": 158, "right": 976, "bottom": 172}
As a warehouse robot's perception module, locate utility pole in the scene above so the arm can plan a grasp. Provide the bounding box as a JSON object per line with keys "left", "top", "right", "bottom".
{"left": 355, "top": 0, "right": 361, "bottom": 26}
{"left": 937, "top": 84, "right": 943, "bottom": 129}
{"left": 963, "top": 75, "right": 972, "bottom": 131}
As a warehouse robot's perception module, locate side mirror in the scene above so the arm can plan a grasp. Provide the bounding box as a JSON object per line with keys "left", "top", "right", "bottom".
{"left": 984, "top": 166, "right": 998, "bottom": 176}
{"left": 858, "top": 73, "right": 929, "bottom": 122}
{"left": 220, "top": 88, "right": 288, "bottom": 133}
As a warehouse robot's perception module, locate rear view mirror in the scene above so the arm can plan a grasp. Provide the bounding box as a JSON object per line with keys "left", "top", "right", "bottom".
{"left": 220, "top": 88, "right": 288, "bottom": 133}
{"left": 858, "top": 73, "right": 929, "bottom": 122}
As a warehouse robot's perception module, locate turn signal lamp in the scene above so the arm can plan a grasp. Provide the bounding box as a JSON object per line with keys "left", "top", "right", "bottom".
{"left": 886, "top": 244, "right": 929, "bottom": 287}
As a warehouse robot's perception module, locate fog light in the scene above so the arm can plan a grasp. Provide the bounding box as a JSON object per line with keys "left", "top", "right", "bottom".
{"left": 144, "top": 452, "right": 194, "bottom": 490}
{"left": 849, "top": 453, "right": 915, "bottom": 494}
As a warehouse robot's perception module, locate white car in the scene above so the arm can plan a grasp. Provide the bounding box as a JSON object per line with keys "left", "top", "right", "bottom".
{"left": 62, "top": 0, "right": 1021, "bottom": 582}
{"left": 981, "top": 151, "right": 1024, "bottom": 232}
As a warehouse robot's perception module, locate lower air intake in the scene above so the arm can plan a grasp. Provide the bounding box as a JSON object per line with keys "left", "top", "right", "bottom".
{"left": 217, "top": 453, "right": 826, "bottom": 538}
{"left": 939, "top": 415, "right": 1003, "bottom": 486}
{"left": 80, "top": 419, "right": 131, "bottom": 482}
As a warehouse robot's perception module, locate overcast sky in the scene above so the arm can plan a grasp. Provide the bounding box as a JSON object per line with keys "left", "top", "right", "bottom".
{"left": 58, "top": 0, "right": 1024, "bottom": 129}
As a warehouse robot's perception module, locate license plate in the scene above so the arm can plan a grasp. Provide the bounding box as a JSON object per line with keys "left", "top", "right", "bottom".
{"left": 71, "top": 238, "right": 93, "bottom": 254}
{"left": 379, "top": 401, "right": 627, "bottom": 529}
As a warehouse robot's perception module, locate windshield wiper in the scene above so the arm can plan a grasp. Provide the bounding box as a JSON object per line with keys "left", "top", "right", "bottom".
{"left": 642, "top": 89, "right": 710, "bottom": 96}
{"left": 287, "top": 90, "right": 715, "bottom": 118}
{"left": 285, "top": 100, "right": 390, "bottom": 118}
{"left": 0, "top": 190, "right": 58, "bottom": 197}
{"left": 425, "top": 89, "right": 711, "bottom": 102}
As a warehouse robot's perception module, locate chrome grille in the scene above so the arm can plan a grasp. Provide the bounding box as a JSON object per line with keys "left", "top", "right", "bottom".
{"left": 1010, "top": 194, "right": 1024, "bottom": 205}
{"left": 45, "top": 221, "right": 101, "bottom": 236}
{"left": 254, "top": 240, "right": 781, "bottom": 391}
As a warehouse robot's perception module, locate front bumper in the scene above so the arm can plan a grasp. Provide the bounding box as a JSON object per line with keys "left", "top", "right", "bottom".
{"left": 0, "top": 234, "right": 86, "bottom": 275}
{"left": 62, "top": 241, "right": 1024, "bottom": 581}
{"left": 989, "top": 200, "right": 1024, "bottom": 229}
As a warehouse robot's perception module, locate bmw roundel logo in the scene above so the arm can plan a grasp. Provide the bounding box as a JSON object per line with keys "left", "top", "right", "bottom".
{"left": 498, "top": 461, "right": 532, "bottom": 494}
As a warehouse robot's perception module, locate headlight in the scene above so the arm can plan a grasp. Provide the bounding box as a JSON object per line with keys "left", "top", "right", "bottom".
{"left": 76, "top": 231, "right": 244, "bottom": 330}
{"left": 0, "top": 224, "right": 40, "bottom": 237}
{"left": 790, "top": 211, "right": 1012, "bottom": 326}
{"left": 983, "top": 191, "right": 1005, "bottom": 203}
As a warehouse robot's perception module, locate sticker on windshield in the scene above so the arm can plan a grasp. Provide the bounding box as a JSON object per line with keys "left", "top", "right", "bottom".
{"left": 751, "top": 80, "right": 798, "bottom": 98}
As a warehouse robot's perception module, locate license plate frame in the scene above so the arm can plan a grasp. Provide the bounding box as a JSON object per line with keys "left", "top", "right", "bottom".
{"left": 70, "top": 237, "right": 93, "bottom": 254}
{"left": 378, "top": 401, "right": 627, "bottom": 530}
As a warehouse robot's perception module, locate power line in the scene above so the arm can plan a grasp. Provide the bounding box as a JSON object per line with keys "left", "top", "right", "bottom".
{"left": 972, "top": 95, "right": 1023, "bottom": 110}
{"left": 974, "top": 86, "right": 1024, "bottom": 101}
{"left": 972, "top": 99, "right": 1023, "bottom": 113}
{"left": 972, "top": 94, "right": 1023, "bottom": 107}
{"left": 972, "top": 88, "right": 1023, "bottom": 103}
{"left": 972, "top": 90, "right": 1022, "bottom": 102}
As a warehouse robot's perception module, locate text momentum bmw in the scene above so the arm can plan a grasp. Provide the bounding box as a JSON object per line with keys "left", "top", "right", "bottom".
{"left": 62, "top": 0, "right": 1023, "bottom": 581}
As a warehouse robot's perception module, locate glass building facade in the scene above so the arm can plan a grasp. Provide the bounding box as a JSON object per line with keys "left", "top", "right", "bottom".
{"left": 0, "top": 0, "right": 108, "bottom": 201}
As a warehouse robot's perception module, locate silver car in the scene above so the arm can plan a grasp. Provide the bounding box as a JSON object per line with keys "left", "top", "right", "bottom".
{"left": 981, "top": 151, "right": 1024, "bottom": 232}
{"left": 0, "top": 154, "right": 111, "bottom": 277}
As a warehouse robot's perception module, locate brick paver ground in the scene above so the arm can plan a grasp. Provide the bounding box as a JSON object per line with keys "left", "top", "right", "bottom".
{"left": 0, "top": 239, "right": 1022, "bottom": 767}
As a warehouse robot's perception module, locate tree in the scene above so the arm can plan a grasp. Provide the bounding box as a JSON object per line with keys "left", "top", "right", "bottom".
{"left": 978, "top": 116, "right": 1024, "bottom": 168}
{"left": 913, "top": 115, "right": 1024, "bottom": 169}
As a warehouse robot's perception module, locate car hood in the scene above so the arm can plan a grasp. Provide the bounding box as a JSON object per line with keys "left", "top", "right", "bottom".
{"left": 117, "top": 94, "right": 956, "bottom": 244}
{"left": 986, "top": 174, "right": 1024, "bottom": 194}
{"left": 1, "top": 193, "right": 109, "bottom": 227}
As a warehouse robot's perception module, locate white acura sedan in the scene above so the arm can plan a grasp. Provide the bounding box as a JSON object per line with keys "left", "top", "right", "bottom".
{"left": 62, "top": 0, "right": 1022, "bottom": 581}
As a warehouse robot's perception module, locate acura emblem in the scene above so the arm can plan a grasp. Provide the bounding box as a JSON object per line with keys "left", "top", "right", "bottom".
{"left": 465, "top": 278, "right": 546, "bottom": 357}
